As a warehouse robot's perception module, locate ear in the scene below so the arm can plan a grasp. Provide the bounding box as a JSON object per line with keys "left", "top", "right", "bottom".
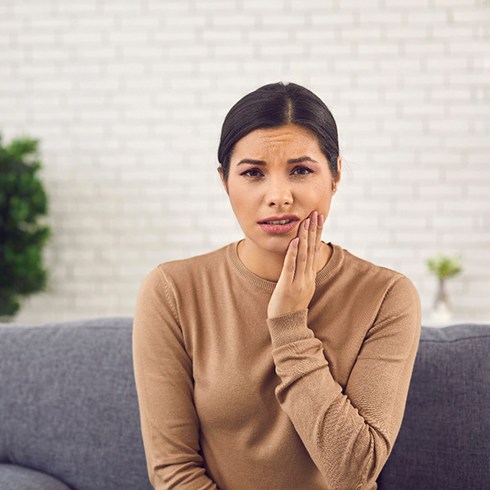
{"left": 332, "top": 156, "right": 342, "bottom": 194}
{"left": 217, "top": 166, "right": 229, "bottom": 195}
{"left": 336, "top": 156, "right": 342, "bottom": 184}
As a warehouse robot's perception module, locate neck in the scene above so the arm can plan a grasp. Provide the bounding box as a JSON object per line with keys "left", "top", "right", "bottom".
{"left": 237, "top": 238, "right": 331, "bottom": 282}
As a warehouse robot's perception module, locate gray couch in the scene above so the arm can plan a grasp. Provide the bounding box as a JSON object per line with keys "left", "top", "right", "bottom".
{"left": 0, "top": 317, "right": 488, "bottom": 490}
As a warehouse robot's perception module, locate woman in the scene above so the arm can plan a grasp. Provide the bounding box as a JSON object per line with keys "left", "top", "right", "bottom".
{"left": 132, "top": 82, "right": 421, "bottom": 489}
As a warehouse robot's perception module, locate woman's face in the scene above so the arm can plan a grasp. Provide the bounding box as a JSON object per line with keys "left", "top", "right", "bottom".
{"left": 219, "top": 123, "right": 341, "bottom": 255}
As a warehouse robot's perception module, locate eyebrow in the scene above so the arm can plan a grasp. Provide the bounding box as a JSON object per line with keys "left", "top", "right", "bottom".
{"left": 236, "top": 155, "right": 318, "bottom": 166}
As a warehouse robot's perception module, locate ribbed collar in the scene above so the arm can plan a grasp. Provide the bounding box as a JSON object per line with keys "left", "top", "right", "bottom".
{"left": 226, "top": 239, "right": 344, "bottom": 292}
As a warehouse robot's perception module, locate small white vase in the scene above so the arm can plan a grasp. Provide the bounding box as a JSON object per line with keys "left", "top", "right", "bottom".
{"left": 431, "top": 278, "right": 453, "bottom": 322}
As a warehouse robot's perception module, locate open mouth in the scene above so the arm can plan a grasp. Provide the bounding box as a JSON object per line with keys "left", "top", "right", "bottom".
{"left": 258, "top": 220, "right": 299, "bottom": 234}
{"left": 260, "top": 219, "right": 294, "bottom": 225}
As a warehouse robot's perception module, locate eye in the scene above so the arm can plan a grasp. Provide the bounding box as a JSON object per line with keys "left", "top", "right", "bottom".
{"left": 240, "top": 168, "right": 263, "bottom": 177}
{"left": 292, "top": 166, "right": 313, "bottom": 175}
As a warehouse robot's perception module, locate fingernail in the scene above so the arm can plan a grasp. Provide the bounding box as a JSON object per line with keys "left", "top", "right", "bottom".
{"left": 312, "top": 211, "right": 318, "bottom": 225}
{"left": 304, "top": 218, "right": 310, "bottom": 230}
{"left": 318, "top": 214, "right": 323, "bottom": 227}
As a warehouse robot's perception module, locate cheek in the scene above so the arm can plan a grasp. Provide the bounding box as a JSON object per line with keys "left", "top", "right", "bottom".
{"left": 227, "top": 186, "right": 256, "bottom": 218}
{"left": 308, "top": 181, "right": 333, "bottom": 204}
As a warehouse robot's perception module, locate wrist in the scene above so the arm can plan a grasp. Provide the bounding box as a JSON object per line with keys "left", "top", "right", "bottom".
{"left": 266, "top": 308, "right": 310, "bottom": 348}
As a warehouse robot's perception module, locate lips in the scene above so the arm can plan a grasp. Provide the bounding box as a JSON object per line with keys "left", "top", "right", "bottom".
{"left": 258, "top": 214, "right": 300, "bottom": 224}
{"left": 258, "top": 214, "right": 301, "bottom": 235}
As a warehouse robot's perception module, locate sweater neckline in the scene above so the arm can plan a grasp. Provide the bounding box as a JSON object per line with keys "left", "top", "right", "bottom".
{"left": 227, "top": 239, "right": 343, "bottom": 292}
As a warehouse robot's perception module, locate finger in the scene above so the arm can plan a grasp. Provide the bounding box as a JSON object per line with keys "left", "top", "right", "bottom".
{"left": 306, "top": 210, "right": 318, "bottom": 272}
{"left": 316, "top": 212, "right": 324, "bottom": 253}
{"left": 296, "top": 217, "right": 309, "bottom": 279}
{"left": 279, "top": 237, "right": 299, "bottom": 285}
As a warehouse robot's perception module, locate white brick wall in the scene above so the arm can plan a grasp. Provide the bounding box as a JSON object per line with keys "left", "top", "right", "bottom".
{"left": 1, "top": 0, "right": 489, "bottom": 324}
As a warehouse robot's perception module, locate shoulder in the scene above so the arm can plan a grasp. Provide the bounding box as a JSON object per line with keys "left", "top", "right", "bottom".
{"left": 158, "top": 243, "right": 227, "bottom": 276}
{"left": 340, "top": 246, "right": 402, "bottom": 283}
{"left": 143, "top": 243, "right": 230, "bottom": 293}
{"left": 336, "top": 247, "right": 421, "bottom": 339}
{"left": 137, "top": 244, "right": 231, "bottom": 314}
{"left": 336, "top": 245, "right": 419, "bottom": 302}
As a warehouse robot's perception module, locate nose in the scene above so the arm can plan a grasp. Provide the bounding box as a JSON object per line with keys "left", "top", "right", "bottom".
{"left": 265, "top": 175, "right": 293, "bottom": 207}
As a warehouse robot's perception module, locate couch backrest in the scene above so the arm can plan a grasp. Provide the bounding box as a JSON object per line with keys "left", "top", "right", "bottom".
{"left": 0, "top": 317, "right": 152, "bottom": 490}
{"left": 1, "top": 319, "right": 489, "bottom": 489}
{"left": 378, "top": 323, "right": 490, "bottom": 489}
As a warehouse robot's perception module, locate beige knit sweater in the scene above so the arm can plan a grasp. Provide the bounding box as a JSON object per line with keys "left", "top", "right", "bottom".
{"left": 132, "top": 240, "right": 421, "bottom": 489}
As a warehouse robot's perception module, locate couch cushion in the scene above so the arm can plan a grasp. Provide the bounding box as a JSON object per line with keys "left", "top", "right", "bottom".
{"left": 0, "top": 463, "right": 71, "bottom": 490}
{"left": 378, "top": 323, "right": 490, "bottom": 489}
{"left": 0, "top": 317, "right": 152, "bottom": 490}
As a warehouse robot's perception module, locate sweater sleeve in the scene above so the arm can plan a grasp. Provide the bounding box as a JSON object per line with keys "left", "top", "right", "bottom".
{"left": 266, "top": 275, "right": 421, "bottom": 490}
{"left": 132, "top": 266, "right": 219, "bottom": 490}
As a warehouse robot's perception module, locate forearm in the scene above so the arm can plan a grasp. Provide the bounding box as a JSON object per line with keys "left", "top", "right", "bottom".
{"left": 151, "top": 464, "right": 219, "bottom": 490}
{"left": 267, "top": 304, "right": 420, "bottom": 489}
{"left": 270, "top": 338, "right": 390, "bottom": 489}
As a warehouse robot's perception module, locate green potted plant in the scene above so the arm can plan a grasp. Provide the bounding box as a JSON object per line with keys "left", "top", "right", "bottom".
{"left": 0, "top": 133, "right": 51, "bottom": 321}
{"left": 426, "top": 253, "right": 462, "bottom": 322}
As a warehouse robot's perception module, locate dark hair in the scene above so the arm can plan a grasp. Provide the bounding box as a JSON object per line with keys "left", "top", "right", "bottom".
{"left": 217, "top": 81, "right": 339, "bottom": 182}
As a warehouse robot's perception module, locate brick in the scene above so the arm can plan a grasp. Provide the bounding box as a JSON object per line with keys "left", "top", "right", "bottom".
{"left": 11, "top": 2, "right": 58, "bottom": 15}
{"left": 449, "top": 71, "right": 489, "bottom": 84}
{"left": 73, "top": 17, "right": 116, "bottom": 29}
{"left": 310, "top": 13, "right": 357, "bottom": 25}
{"left": 357, "top": 43, "right": 400, "bottom": 55}
{"left": 358, "top": 12, "right": 404, "bottom": 24}
{"left": 449, "top": 104, "right": 490, "bottom": 116}
{"left": 401, "top": 103, "right": 446, "bottom": 116}
{"left": 423, "top": 57, "right": 468, "bottom": 70}
{"left": 101, "top": 2, "right": 142, "bottom": 14}
{"left": 403, "top": 42, "right": 445, "bottom": 55}
{"left": 448, "top": 40, "right": 490, "bottom": 54}
{"left": 377, "top": 0, "right": 430, "bottom": 6}
{"left": 30, "top": 49, "right": 70, "bottom": 62}
{"left": 210, "top": 14, "right": 256, "bottom": 26}
{"left": 407, "top": 11, "right": 448, "bottom": 23}
{"left": 240, "top": 0, "right": 291, "bottom": 10}
{"left": 289, "top": 0, "right": 338, "bottom": 9}
{"left": 259, "top": 44, "right": 304, "bottom": 56}
{"left": 385, "top": 27, "right": 429, "bottom": 39}
{"left": 295, "top": 30, "right": 337, "bottom": 41}
{"left": 61, "top": 31, "right": 105, "bottom": 44}
{"left": 431, "top": 215, "right": 475, "bottom": 230}
{"left": 310, "top": 44, "right": 355, "bottom": 56}
{"left": 193, "top": 0, "right": 238, "bottom": 11}
{"left": 442, "top": 199, "right": 489, "bottom": 212}
{"left": 334, "top": 59, "right": 377, "bottom": 71}
{"left": 261, "top": 15, "right": 307, "bottom": 26}
{"left": 200, "top": 30, "right": 242, "bottom": 41}
{"left": 429, "top": 89, "right": 472, "bottom": 101}
{"left": 418, "top": 183, "right": 466, "bottom": 196}
{"left": 451, "top": 8, "right": 489, "bottom": 23}
{"left": 75, "top": 46, "right": 117, "bottom": 60}
{"left": 16, "top": 32, "right": 57, "bottom": 46}
{"left": 432, "top": 25, "right": 476, "bottom": 38}
{"left": 107, "top": 31, "right": 149, "bottom": 43}
{"left": 160, "top": 15, "right": 206, "bottom": 27}
{"left": 428, "top": 118, "right": 471, "bottom": 132}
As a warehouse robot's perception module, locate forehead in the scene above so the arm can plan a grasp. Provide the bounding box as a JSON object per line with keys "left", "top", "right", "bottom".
{"left": 232, "top": 124, "right": 322, "bottom": 157}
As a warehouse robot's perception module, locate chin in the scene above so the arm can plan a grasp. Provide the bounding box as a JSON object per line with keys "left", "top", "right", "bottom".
{"left": 252, "top": 232, "right": 292, "bottom": 254}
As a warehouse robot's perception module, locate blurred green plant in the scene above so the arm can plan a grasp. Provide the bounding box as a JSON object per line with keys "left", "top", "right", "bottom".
{"left": 426, "top": 254, "right": 462, "bottom": 280}
{"left": 0, "top": 133, "right": 51, "bottom": 319}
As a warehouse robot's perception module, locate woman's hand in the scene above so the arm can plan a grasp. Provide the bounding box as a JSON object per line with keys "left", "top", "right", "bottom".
{"left": 267, "top": 210, "right": 325, "bottom": 319}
